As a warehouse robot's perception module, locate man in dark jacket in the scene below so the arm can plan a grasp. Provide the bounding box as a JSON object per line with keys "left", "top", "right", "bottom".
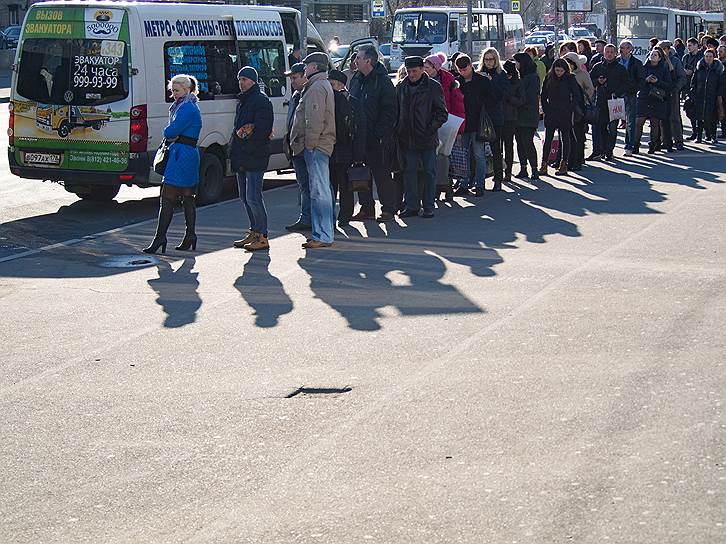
{"left": 396, "top": 56, "right": 448, "bottom": 218}
{"left": 230, "top": 67, "right": 274, "bottom": 251}
{"left": 349, "top": 44, "right": 398, "bottom": 222}
{"left": 455, "top": 53, "right": 497, "bottom": 195}
{"left": 590, "top": 44, "right": 629, "bottom": 160}
{"left": 283, "top": 63, "right": 310, "bottom": 232}
{"left": 618, "top": 40, "right": 644, "bottom": 156}
{"left": 328, "top": 69, "right": 367, "bottom": 227}
{"left": 590, "top": 39, "right": 606, "bottom": 69}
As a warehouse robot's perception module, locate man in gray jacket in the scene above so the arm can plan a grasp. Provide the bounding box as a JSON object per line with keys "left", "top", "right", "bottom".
{"left": 290, "top": 52, "right": 337, "bottom": 248}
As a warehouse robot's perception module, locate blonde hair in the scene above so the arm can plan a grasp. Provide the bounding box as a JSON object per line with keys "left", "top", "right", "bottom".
{"left": 477, "top": 47, "right": 503, "bottom": 74}
{"left": 167, "top": 74, "right": 199, "bottom": 95}
{"left": 394, "top": 64, "right": 408, "bottom": 85}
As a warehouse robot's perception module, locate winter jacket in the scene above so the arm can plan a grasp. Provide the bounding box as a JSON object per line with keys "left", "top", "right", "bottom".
{"left": 636, "top": 61, "right": 673, "bottom": 121}
{"left": 457, "top": 71, "right": 488, "bottom": 134}
{"left": 541, "top": 72, "right": 581, "bottom": 128}
{"left": 230, "top": 84, "right": 273, "bottom": 172}
{"left": 573, "top": 68, "right": 595, "bottom": 102}
{"left": 533, "top": 56, "right": 547, "bottom": 90}
{"left": 667, "top": 51, "right": 688, "bottom": 93}
{"left": 590, "top": 58, "right": 629, "bottom": 104}
{"left": 290, "top": 71, "right": 336, "bottom": 157}
{"left": 349, "top": 61, "right": 398, "bottom": 148}
{"left": 435, "top": 68, "right": 466, "bottom": 133}
{"left": 478, "top": 67, "right": 507, "bottom": 127}
{"left": 284, "top": 90, "right": 302, "bottom": 159}
{"left": 395, "top": 73, "right": 448, "bottom": 150}
{"left": 162, "top": 97, "right": 202, "bottom": 188}
{"left": 331, "top": 90, "right": 367, "bottom": 166}
{"left": 503, "top": 76, "right": 524, "bottom": 124}
{"left": 682, "top": 51, "right": 701, "bottom": 75}
{"left": 514, "top": 53, "right": 541, "bottom": 128}
{"left": 589, "top": 52, "right": 603, "bottom": 70}
{"left": 617, "top": 54, "right": 645, "bottom": 96}
{"left": 690, "top": 59, "right": 724, "bottom": 123}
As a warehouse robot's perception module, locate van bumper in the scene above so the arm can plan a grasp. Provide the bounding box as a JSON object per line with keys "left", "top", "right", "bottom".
{"left": 7, "top": 150, "right": 153, "bottom": 186}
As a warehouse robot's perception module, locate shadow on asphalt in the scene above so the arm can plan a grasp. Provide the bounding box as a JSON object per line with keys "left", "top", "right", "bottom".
{"left": 1, "top": 141, "right": 723, "bottom": 331}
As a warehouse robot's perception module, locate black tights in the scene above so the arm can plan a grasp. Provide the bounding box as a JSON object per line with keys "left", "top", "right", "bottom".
{"left": 161, "top": 184, "right": 195, "bottom": 201}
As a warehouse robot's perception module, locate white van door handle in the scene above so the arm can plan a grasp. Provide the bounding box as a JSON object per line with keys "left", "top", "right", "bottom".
{"left": 283, "top": 100, "right": 290, "bottom": 106}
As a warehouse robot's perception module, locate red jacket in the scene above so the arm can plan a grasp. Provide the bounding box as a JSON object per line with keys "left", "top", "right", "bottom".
{"left": 437, "top": 69, "right": 466, "bottom": 134}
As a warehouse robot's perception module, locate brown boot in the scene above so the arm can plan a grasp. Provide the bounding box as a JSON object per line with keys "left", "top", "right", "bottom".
{"left": 555, "top": 160, "right": 568, "bottom": 176}
{"left": 233, "top": 230, "right": 256, "bottom": 248}
{"left": 538, "top": 160, "right": 549, "bottom": 176}
{"left": 244, "top": 233, "right": 269, "bottom": 251}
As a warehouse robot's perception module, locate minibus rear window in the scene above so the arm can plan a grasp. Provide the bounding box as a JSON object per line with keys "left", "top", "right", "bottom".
{"left": 17, "top": 38, "right": 129, "bottom": 106}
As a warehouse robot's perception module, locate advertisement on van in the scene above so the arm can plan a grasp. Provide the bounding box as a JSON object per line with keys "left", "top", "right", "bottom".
{"left": 12, "top": 6, "right": 131, "bottom": 172}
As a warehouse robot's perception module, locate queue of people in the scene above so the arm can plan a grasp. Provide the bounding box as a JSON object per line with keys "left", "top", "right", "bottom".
{"left": 142, "top": 33, "right": 726, "bottom": 254}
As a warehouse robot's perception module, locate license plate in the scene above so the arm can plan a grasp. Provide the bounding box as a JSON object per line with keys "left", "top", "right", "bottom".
{"left": 24, "top": 152, "right": 61, "bottom": 166}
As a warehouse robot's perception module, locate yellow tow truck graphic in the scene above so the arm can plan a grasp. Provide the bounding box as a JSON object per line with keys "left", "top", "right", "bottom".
{"left": 35, "top": 104, "right": 112, "bottom": 138}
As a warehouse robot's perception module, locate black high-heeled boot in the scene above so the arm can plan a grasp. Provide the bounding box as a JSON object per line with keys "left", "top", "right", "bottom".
{"left": 176, "top": 195, "right": 197, "bottom": 250}
{"left": 143, "top": 197, "right": 174, "bottom": 254}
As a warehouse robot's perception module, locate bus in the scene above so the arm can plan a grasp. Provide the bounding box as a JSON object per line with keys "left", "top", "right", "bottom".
{"left": 8, "top": 1, "right": 326, "bottom": 203}
{"left": 616, "top": 7, "right": 700, "bottom": 62}
{"left": 504, "top": 13, "right": 525, "bottom": 59}
{"left": 390, "top": 7, "right": 504, "bottom": 71}
{"left": 698, "top": 12, "right": 724, "bottom": 38}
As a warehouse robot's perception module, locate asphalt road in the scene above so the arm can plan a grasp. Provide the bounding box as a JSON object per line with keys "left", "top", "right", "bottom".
{"left": 1, "top": 104, "right": 725, "bottom": 542}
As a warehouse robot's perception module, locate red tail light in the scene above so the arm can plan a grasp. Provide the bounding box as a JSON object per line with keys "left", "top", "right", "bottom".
{"left": 129, "top": 104, "right": 148, "bottom": 153}
{"left": 8, "top": 101, "right": 14, "bottom": 146}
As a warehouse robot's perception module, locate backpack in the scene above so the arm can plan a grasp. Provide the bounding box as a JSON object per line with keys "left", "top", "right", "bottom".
{"left": 333, "top": 90, "right": 356, "bottom": 146}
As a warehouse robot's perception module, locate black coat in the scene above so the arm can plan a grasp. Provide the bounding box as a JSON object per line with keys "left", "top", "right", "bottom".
{"left": 230, "top": 84, "right": 273, "bottom": 173}
{"left": 636, "top": 61, "right": 673, "bottom": 120}
{"left": 331, "top": 90, "right": 367, "bottom": 165}
{"left": 478, "top": 67, "right": 507, "bottom": 127}
{"left": 617, "top": 54, "right": 645, "bottom": 96}
{"left": 541, "top": 73, "right": 580, "bottom": 128}
{"left": 349, "top": 62, "right": 398, "bottom": 148}
{"left": 395, "top": 73, "right": 448, "bottom": 150}
{"left": 514, "top": 53, "right": 541, "bottom": 128}
{"left": 456, "top": 71, "right": 503, "bottom": 132}
{"left": 690, "top": 59, "right": 724, "bottom": 123}
{"left": 503, "top": 76, "right": 523, "bottom": 124}
{"left": 591, "top": 58, "right": 629, "bottom": 123}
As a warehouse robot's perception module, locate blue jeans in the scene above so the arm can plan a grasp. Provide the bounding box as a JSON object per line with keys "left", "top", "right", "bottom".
{"left": 304, "top": 148, "right": 335, "bottom": 244}
{"left": 624, "top": 95, "right": 637, "bottom": 150}
{"left": 460, "top": 133, "right": 487, "bottom": 190}
{"left": 237, "top": 170, "right": 267, "bottom": 236}
{"left": 403, "top": 148, "right": 437, "bottom": 212}
{"left": 292, "top": 155, "right": 311, "bottom": 225}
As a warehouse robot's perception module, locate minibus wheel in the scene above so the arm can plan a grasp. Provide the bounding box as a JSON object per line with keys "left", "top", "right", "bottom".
{"left": 197, "top": 153, "right": 224, "bottom": 205}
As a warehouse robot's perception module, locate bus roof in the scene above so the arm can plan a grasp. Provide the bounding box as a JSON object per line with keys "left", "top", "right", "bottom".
{"left": 395, "top": 6, "right": 503, "bottom": 14}
{"left": 29, "top": 0, "right": 301, "bottom": 16}
{"left": 615, "top": 6, "right": 700, "bottom": 16}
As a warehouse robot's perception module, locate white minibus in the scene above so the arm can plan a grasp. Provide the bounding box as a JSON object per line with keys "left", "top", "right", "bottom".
{"left": 8, "top": 1, "right": 326, "bottom": 203}
{"left": 616, "top": 7, "right": 700, "bottom": 62}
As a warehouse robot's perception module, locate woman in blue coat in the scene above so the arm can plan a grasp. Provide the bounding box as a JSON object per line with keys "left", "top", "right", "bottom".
{"left": 143, "top": 74, "right": 202, "bottom": 254}
{"left": 632, "top": 49, "right": 673, "bottom": 154}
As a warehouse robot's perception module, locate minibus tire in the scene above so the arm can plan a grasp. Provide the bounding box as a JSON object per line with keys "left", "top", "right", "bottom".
{"left": 67, "top": 184, "right": 120, "bottom": 201}
{"left": 197, "top": 153, "right": 224, "bottom": 205}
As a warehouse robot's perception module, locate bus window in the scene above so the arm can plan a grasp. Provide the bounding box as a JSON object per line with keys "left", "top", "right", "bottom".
{"left": 449, "top": 17, "right": 458, "bottom": 43}
{"left": 393, "top": 11, "right": 448, "bottom": 44}
{"left": 164, "top": 41, "right": 238, "bottom": 101}
{"left": 617, "top": 12, "right": 667, "bottom": 39}
{"left": 237, "top": 40, "right": 286, "bottom": 97}
{"left": 487, "top": 14, "right": 499, "bottom": 41}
